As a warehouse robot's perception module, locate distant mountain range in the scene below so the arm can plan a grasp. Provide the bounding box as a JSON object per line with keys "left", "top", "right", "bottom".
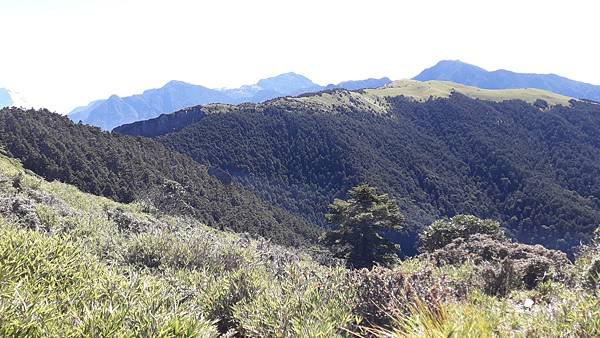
{"left": 69, "top": 73, "right": 392, "bottom": 130}
{"left": 69, "top": 60, "right": 600, "bottom": 131}
{"left": 114, "top": 80, "right": 575, "bottom": 138}
{"left": 414, "top": 60, "right": 600, "bottom": 102}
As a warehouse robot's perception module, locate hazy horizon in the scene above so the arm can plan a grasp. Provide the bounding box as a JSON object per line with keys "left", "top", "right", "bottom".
{"left": 1, "top": 0, "right": 599, "bottom": 113}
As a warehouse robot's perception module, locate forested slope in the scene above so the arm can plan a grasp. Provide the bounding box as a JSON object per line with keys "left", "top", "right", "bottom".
{"left": 0, "top": 107, "right": 319, "bottom": 246}
{"left": 117, "top": 87, "right": 600, "bottom": 253}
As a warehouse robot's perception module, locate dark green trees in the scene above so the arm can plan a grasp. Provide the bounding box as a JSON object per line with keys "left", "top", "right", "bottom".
{"left": 323, "top": 184, "right": 404, "bottom": 269}
{"left": 137, "top": 94, "right": 600, "bottom": 254}
{"left": 0, "top": 108, "right": 319, "bottom": 247}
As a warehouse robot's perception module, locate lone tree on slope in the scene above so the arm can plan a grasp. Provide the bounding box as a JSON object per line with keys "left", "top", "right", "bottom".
{"left": 322, "top": 183, "right": 404, "bottom": 269}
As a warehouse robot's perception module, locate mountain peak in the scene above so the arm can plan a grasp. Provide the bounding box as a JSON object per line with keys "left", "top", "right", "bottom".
{"left": 108, "top": 94, "right": 122, "bottom": 101}
{"left": 414, "top": 60, "right": 600, "bottom": 101}
{"left": 263, "top": 72, "right": 311, "bottom": 80}
{"left": 434, "top": 59, "right": 484, "bottom": 68}
{"left": 414, "top": 60, "right": 487, "bottom": 82}
{"left": 257, "top": 72, "right": 318, "bottom": 93}
{"left": 163, "top": 80, "right": 194, "bottom": 89}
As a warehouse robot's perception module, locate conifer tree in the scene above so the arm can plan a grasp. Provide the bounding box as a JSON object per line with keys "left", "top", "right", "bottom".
{"left": 323, "top": 184, "right": 404, "bottom": 269}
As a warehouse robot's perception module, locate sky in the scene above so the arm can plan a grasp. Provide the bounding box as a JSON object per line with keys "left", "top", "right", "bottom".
{"left": 1, "top": 0, "right": 599, "bottom": 113}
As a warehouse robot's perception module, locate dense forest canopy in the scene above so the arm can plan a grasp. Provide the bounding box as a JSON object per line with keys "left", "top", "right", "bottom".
{"left": 0, "top": 107, "right": 319, "bottom": 246}
{"left": 117, "top": 90, "right": 600, "bottom": 254}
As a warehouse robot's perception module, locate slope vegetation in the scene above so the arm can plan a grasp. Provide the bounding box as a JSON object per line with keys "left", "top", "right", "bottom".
{"left": 369, "top": 79, "right": 573, "bottom": 106}
{"left": 1, "top": 153, "right": 598, "bottom": 336}
{"left": 0, "top": 107, "right": 319, "bottom": 246}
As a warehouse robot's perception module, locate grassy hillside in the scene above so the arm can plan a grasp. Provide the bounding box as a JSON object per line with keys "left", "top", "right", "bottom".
{"left": 1, "top": 152, "right": 598, "bottom": 337}
{"left": 0, "top": 108, "right": 319, "bottom": 247}
{"left": 122, "top": 91, "right": 600, "bottom": 254}
{"left": 366, "top": 79, "right": 575, "bottom": 106}
{"left": 262, "top": 79, "right": 574, "bottom": 114}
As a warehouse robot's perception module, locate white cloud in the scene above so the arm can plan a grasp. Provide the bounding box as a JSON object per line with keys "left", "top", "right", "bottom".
{"left": 1, "top": 0, "right": 599, "bottom": 113}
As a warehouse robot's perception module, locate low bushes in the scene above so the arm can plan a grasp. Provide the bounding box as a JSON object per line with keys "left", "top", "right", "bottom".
{"left": 426, "top": 234, "right": 570, "bottom": 291}
{"left": 419, "top": 214, "right": 505, "bottom": 252}
{"left": 419, "top": 215, "right": 572, "bottom": 295}
{"left": 349, "top": 266, "right": 471, "bottom": 329}
{"left": 0, "top": 155, "right": 359, "bottom": 336}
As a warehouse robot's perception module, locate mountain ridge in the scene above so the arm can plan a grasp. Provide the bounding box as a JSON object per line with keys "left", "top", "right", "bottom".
{"left": 414, "top": 60, "right": 600, "bottom": 102}
{"left": 69, "top": 73, "right": 392, "bottom": 130}
{"left": 113, "top": 79, "right": 576, "bottom": 139}
{"left": 70, "top": 60, "right": 600, "bottom": 131}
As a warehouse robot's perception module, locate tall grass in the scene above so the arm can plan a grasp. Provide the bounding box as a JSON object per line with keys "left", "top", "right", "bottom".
{"left": 0, "top": 223, "right": 218, "bottom": 337}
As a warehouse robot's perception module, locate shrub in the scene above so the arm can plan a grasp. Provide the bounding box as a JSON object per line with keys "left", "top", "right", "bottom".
{"left": 233, "top": 265, "right": 357, "bottom": 337}
{"left": 35, "top": 204, "right": 60, "bottom": 230}
{"left": 125, "top": 232, "right": 166, "bottom": 268}
{"left": 585, "top": 259, "right": 600, "bottom": 289}
{"left": 371, "top": 289, "right": 600, "bottom": 338}
{"left": 124, "top": 228, "right": 252, "bottom": 272}
{"left": 0, "top": 195, "right": 44, "bottom": 231}
{"left": 349, "top": 266, "right": 469, "bottom": 328}
{"left": 107, "top": 206, "right": 153, "bottom": 233}
{"left": 574, "top": 225, "right": 600, "bottom": 289}
{"left": 366, "top": 301, "right": 499, "bottom": 338}
{"left": 481, "top": 259, "right": 521, "bottom": 296}
{"left": 425, "top": 234, "right": 570, "bottom": 293}
{"left": 206, "top": 270, "right": 265, "bottom": 333}
{"left": 420, "top": 215, "right": 505, "bottom": 252}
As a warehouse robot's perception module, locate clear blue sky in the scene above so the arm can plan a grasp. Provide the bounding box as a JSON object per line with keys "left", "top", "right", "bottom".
{"left": 1, "top": 0, "right": 599, "bottom": 112}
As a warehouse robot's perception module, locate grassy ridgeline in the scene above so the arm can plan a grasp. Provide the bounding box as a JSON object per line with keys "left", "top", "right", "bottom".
{"left": 0, "top": 154, "right": 598, "bottom": 337}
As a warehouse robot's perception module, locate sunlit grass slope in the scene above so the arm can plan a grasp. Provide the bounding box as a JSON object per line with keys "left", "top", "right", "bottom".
{"left": 368, "top": 79, "right": 574, "bottom": 107}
